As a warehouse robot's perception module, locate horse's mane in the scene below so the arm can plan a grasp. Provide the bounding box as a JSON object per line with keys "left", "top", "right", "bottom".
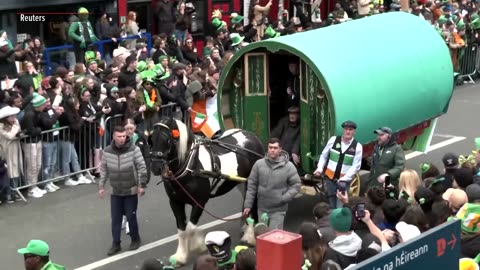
{"left": 174, "top": 119, "right": 189, "bottom": 164}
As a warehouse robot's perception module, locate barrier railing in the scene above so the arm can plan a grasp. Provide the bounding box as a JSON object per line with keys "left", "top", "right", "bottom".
{"left": 43, "top": 33, "right": 152, "bottom": 76}
{"left": 11, "top": 123, "right": 100, "bottom": 202}
{"left": 9, "top": 103, "right": 186, "bottom": 202}
{"left": 458, "top": 44, "right": 478, "bottom": 84}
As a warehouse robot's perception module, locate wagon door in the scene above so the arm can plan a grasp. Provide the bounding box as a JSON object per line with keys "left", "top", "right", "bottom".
{"left": 300, "top": 61, "right": 313, "bottom": 172}
{"left": 243, "top": 53, "right": 269, "bottom": 143}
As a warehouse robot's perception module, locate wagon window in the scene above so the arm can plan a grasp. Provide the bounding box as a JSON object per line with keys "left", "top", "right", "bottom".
{"left": 300, "top": 61, "right": 308, "bottom": 102}
{"left": 244, "top": 53, "right": 267, "bottom": 96}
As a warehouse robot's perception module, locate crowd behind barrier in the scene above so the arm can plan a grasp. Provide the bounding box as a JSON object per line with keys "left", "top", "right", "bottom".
{"left": 10, "top": 102, "right": 179, "bottom": 202}
{"left": 43, "top": 33, "right": 153, "bottom": 76}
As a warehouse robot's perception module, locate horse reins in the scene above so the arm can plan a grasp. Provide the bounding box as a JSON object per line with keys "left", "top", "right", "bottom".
{"left": 163, "top": 173, "right": 244, "bottom": 222}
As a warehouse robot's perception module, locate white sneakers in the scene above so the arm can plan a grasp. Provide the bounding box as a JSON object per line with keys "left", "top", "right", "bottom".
{"left": 78, "top": 175, "right": 93, "bottom": 184}
{"left": 64, "top": 178, "right": 79, "bottom": 186}
{"left": 28, "top": 187, "right": 46, "bottom": 198}
{"left": 45, "top": 182, "right": 59, "bottom": 193}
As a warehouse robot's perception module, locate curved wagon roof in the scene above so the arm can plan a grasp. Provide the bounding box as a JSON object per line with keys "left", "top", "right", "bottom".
{"left": 218, "top": 12, "right": 454, "bottom": 144}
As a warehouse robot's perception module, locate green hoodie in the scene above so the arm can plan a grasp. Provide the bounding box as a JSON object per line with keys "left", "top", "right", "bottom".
{"left": 40, "top": 261, "right": 66, "bottom": 270}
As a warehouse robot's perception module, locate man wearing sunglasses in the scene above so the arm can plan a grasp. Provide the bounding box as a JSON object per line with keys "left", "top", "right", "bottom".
{"left": 18, "top": 239, "right": 65, "bottom": 270}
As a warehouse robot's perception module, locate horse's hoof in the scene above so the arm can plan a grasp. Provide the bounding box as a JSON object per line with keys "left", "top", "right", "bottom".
{"left": 170, "top": 254, "right": 187, "bottom": 268}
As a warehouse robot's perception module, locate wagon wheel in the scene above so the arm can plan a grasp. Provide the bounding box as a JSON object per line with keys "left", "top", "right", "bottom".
{"left": 348, "top": 173, "right": 361, "bottom": 197}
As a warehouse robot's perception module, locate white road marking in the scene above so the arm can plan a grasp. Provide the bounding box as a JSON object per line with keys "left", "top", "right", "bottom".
{"left": 405, "top": 136, "right": 466, "bottom": 160}
{"left": 73, "top": 213, "right": 242, "bottom": 270}
{"left": 74, "top": 135, "right": 467, "bottom": 270}
{"left": 433, "top": 133, "right": 461, "bottom": 139}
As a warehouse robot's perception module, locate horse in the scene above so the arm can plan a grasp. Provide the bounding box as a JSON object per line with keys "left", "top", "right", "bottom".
{"left": 149, "top": 117, "right": 264, "bottom": 266}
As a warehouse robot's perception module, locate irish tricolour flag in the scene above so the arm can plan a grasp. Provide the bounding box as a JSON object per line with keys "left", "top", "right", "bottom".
{"left": 190, "top": 95, "right": 221, "bottom": 138}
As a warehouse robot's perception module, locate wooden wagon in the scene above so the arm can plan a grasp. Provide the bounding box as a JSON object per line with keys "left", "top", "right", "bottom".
{"left": 215, "top": 12, "right": 455, "bottom": 196}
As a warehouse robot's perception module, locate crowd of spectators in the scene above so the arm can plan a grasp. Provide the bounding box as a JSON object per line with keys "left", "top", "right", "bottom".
{"left": 1, "top": 0, "right": 480, "bottom": 269}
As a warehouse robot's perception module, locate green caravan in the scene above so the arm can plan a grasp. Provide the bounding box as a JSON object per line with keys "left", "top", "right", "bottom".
{"left": 216, "top": 12, "right": 454, "bottom": 178}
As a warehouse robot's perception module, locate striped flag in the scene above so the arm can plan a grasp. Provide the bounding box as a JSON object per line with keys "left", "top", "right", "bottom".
{"left": 190, "top": 95, "right": 221, "bottom": 138}
{"left": 98, "top": 115, "right": 105, "bottom": 137}
{"left": 191, "top": 111, "right": 208, "bottom": 130}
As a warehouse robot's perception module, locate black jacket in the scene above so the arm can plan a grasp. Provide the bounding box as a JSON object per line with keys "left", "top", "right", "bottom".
{"left": 0, "top": 48, "right": 17, "bottom": 80}
{"left": 59, "top": 108, "right": 84, "bottom": 142}
{"left": 118, "top": 67, "right": 137, "bottom": 89}
{"left": 133, "top": 131, "right": 151, "bottom": 184}
{"left": 20, "top": 104, "right": 42, "bottom": 143}
{"left": 38, "top": 109, "right": 61, "bottom": 142}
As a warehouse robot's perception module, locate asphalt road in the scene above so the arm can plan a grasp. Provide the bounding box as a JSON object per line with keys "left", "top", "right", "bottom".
{"left": 1, "top": 83, "right": 477, "bottom": 270}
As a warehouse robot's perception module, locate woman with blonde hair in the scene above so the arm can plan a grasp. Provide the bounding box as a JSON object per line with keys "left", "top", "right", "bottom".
{"left": 398, "top": 169, "right": 422, "bottom": 202}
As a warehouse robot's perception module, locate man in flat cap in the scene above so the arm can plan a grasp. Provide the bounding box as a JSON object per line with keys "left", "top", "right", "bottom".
{"left": 367, "top": 127, "right": 405, "bottom": 189}
{"left": 314, "top": 120, "right": 363, "bottom": 208}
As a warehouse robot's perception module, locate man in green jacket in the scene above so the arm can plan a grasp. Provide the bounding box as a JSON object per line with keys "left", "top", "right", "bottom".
{"left": 99, "top": 125, "right": 148, "bottom": 256}
{"left": 18, "top": 239, "right": 65, "bottom": 270}
{"left": 368, "top": 127, "right": 405, "bottom": 189}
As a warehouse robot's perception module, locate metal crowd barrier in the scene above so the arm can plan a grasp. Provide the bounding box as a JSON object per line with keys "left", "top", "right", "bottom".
{"left": 43, "top": 33, "right": 152, "bottom": 76}
{"left": 11, "top": 123, "right": 100, "bottom": 202}
{"left": 10, "top": 103, "right": 185, "bottom": 202}
{"left": 458, "top": 44, "right": 478, "bottom": 84}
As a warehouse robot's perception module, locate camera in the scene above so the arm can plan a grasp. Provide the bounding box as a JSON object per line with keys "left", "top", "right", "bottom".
{"left": 337, "top": 181, "right": 347, "bottom": 195}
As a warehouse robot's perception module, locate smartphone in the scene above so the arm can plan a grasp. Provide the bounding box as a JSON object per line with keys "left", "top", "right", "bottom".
{"left": 384, "top": 175, "right": 391, "bottom": 187}
{"left": 356, "top": 203, "right": 366, "bottom": 219}
{"left": 337, "top": 181, "right": 347, "bottom": 195}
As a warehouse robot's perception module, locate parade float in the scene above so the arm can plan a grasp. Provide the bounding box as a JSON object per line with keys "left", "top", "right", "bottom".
{"left": 216, "top": 12, "right": 454, "bottom": 194}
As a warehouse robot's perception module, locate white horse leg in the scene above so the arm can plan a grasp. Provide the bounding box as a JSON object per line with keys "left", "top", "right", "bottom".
{"left": 171, "top": 229, "right": 188, "bottom": 266}
{"left": 187, "top": 221, "right": 207, "bottom": 253}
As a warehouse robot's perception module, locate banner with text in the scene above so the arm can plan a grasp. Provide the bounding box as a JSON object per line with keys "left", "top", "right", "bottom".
{"left": 352, "top": 220, "right": 460, "bottom": 270}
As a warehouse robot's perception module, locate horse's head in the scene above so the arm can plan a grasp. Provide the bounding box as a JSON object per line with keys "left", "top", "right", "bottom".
{"left": 149, "top": 117, "right": 190, "bottom": 177}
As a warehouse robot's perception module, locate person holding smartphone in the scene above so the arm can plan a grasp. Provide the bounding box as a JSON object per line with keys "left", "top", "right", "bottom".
{"left": 314, "top": 121, "right": 363, "bottom": 209}
{"left": 367, "top": 127, "right": 405, "bottom": 190}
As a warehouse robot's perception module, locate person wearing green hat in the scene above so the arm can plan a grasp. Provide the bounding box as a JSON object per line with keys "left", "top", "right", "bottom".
{"left": 137, "top": 60, "right": 147, "bottom": 73}
{"left": 325, "top": 207, "right": 362, "bottom": 269}
{"left": 21, "top": 93, "right": 49, "bottom": 198}
{"left": 263, "top": 25, "right": 281, "bottom": 39}
{"left": 18, "top": 239, "right": 65, "bottom": 270}
{"left": 68, "top": 7, "right": 98, "bottom": 64}
{"left": 137, "top": 70, "right": 162, "bottom": 134}
{"left": 230, "top": 33, "right": 246, "bottom": 52}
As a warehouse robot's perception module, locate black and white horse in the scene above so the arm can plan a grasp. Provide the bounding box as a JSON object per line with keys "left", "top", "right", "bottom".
{"left": 149, "top": 117, "right": 264, "bottom": 266}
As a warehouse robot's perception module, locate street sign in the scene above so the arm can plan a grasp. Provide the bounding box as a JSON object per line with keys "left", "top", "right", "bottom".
{"left": 352, "top": 220, "right": 460, "bottom": 270}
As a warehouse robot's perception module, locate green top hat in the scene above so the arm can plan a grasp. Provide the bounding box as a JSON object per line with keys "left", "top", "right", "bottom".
{"left": 140, "top": 70, "right": 157, "bottom": 84}
{"left": 438, "top": 15, "right": 448, "bottom": 25}
{"left": 137, "top": 61, "right": 147, "bottom": 73}
{"left": 152, "top": 64, "right": 170, "bottom": 81}
{"left": 471, "top": 18, "right": 480, "bottom": 30}
{"left": 212, "top": 17, "right": 227, "bottom": 31}
{"left": 231, "top": 14, "right": 244, "bottom": 25}
{"left": 264, "top": 26, "right": 281, "bottom": 39}
{"left": 230, "top": 33, "right": 245, "bottom": 47}
{"left": 457, "top": 20, "right": 466, "bottom": 30}
{"left": 85, "top": 51, "right": 98, "bottom": 65}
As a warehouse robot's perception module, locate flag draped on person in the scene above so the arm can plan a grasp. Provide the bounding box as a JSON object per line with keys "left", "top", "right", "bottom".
{"left": 190, "top": 95, "right": 221, "bottom": 138}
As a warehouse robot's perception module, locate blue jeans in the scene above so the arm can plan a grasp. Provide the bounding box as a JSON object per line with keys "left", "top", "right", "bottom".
{"left": 174, "top": 29, "right": 187, "bottom": 45}
{"left": 111, "top": 195, "right": 140, "bottom": 245}
{"left": 59, "top": 141, "right": 81, "bottom": 175}
{"left": 325, "top": 180, "right": 351, "bottom": 209}
{"left": 42, "top": 141, "right": 58, "bottom": 181}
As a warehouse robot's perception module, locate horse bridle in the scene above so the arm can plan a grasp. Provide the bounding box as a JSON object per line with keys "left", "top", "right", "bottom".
{"left": 150, "top": 122, "right": 177, "bottom": 162}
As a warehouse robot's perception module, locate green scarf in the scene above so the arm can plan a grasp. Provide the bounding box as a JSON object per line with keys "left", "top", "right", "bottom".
{"left": 77, "top": 21, "right": 97, "bottom": 42}
{"left": 133, "top": 133, "right": 139, "bottom": 144}
{"left": 143, "top": 89, "right": 155, "bottom": 108}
